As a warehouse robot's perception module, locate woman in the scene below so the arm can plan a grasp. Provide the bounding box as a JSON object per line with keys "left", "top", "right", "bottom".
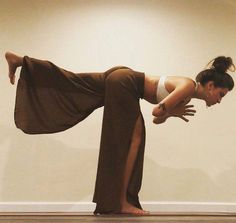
{"left": 5, "top": 52, "right": 235, "bottom": 215}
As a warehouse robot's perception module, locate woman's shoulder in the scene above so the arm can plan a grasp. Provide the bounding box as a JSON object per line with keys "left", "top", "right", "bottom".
{"left": 167, "top": 75, "right": 195, "bottom": 83}
{"left": 165, "top": 76, "right": 195, "bottom": 92}
{"left": 179, "top": 77, "right": 196, "bottom": 90}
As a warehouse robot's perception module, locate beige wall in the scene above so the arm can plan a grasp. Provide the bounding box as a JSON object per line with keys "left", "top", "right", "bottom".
{"left": 0, "top": 0, "right": 235, "bottom": 202}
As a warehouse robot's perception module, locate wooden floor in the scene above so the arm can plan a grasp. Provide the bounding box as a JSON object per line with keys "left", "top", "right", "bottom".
{"left": 1, "top": 213, "right": 236, "bottom": 223}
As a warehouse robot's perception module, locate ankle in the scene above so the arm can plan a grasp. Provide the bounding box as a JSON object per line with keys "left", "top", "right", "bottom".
{"left": 120, "top": 197, "right": 127, "bottom": 205}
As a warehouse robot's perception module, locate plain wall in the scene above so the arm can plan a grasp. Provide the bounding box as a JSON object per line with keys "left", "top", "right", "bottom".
{"left": 0, "top": 0, "right": 235, "bottom": 202}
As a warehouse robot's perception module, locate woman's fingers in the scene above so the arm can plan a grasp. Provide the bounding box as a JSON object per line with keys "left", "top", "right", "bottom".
{"left": 184, "top": 110, "right": 196, "bottom": 114}
{"left": 183, "top": 113, "right": 195, "bottom": 116}
{"left": 177, "top": 104, "right": 196, "bottom": 122}
{"left": 180, "top": 116, "right": 189, "bottom": 122}
{"left": 185, "top": 109, "right": 196, "bottom": 113}
{"left": 185, "top": 104, "right": 194, "bottom": 108}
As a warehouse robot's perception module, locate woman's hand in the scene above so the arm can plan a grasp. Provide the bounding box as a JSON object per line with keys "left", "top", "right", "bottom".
{"left": 169, "top": 104, "right": 196, "bottom": 122}
{"left": 153, "top": 116, "right": 168, "bottom": 124}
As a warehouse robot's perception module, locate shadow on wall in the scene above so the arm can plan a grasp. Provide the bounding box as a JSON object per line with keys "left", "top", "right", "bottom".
{"left": 0, "top": 124, "right": 99, "bottom": 201}
{"left": 1, "top": 123, "right": 236, "bottom": 202}
{"left": 143, "top": 158, "right": 236, "bottom": 202}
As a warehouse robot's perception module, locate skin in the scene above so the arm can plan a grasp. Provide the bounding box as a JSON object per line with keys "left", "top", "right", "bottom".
{"left": 143, "top": 75, "right": 229, "bottom": 124}
{"left": 120, "top": 72, "right": 229, "bottom": 215}
{"left": 5, "top": 52, "right": 230, "bottom": 215}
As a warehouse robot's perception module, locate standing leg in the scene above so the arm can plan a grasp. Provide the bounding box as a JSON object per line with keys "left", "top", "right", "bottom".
{"left": 93, "top": 68, "right": 146, "bottom": 214}
{"left": 120, "top": 115, "right": 148, "bottom": 215}
{"left": 5, "top": 52, "right": 23, "bottom": 85}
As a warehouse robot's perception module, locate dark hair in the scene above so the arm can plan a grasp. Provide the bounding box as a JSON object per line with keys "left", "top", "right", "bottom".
{"left": 195, "top": 56, "right": 235, "bottom": 91}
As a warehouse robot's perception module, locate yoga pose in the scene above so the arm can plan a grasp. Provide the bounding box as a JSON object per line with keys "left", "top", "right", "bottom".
{"left": 5, "top": 52, "right": 235, "bottom": 215}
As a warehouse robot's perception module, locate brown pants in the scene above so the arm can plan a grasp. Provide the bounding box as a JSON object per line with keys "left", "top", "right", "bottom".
{"left": 15, "top": 57, "right": 146, "bottom": 214}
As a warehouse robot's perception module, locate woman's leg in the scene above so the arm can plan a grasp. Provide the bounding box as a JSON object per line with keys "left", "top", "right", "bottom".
{"left": 5, "top": 52, "right": 23, "bottom": 85}
{"left": 120, "top": 115, "right": 148, "bottom": 215}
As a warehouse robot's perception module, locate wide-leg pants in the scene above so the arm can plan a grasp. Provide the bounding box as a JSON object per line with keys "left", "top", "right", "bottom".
{"left": 15, "top": 56, "right": 146, "bottom": 214}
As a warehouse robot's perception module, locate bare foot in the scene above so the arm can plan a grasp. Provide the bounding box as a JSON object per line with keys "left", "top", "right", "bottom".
{"left": 5, "top": 52, "right": 22, "bottom": 85}
{"left": 121, "top": 202, "right": 150, "bottom": 215}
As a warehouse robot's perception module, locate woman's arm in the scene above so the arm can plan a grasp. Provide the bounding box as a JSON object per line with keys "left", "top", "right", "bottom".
{"left": 152, "top": 80, "right": 196, "bottom": 123}
{"left": 153, "top": 103, "right": 196, "bottom": 124}
{"left": 153, "top": 115, "right": 169, "bottom": 124}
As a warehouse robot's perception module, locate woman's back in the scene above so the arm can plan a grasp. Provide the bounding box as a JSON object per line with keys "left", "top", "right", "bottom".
{"left": 143, "top": 75, "right": 195, "bottom": 104}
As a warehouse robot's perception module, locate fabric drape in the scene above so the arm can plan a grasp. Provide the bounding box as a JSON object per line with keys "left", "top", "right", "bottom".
{"left": 14, "top": 57, "right": 146, "bottom": 214}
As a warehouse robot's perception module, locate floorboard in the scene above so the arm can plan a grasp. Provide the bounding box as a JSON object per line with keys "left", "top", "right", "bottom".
{"left": 0, "top": 213, "right": 236, "bottom": 223}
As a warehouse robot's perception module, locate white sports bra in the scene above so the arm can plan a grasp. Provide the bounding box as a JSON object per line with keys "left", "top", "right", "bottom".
{"left": 156, "top": 76, "right": 169, "bottom": 103}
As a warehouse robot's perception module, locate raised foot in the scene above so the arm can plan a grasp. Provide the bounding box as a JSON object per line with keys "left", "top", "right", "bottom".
{"left": 5, "top": 51, "right": 22, "bottom": 85}
{"left": 120, "top": 202, "right": 150, "bottom": 215}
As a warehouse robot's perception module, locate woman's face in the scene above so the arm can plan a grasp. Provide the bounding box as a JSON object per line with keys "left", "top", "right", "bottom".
{"left": 205, "top": 81, "right": 229, "bottom": 107}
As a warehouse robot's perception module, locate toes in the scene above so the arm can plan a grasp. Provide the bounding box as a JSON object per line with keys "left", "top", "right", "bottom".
{"left": 121, "top": 205, "right": 149, "bottom": 215}
{"left": 8, "top": 69, "right": 16, "bottom": 85}
{"left": 5, "top": 52, "right": 17, "bottom": 85}
{"left": 10, "top": 75, "right": 15, "bottom": 85}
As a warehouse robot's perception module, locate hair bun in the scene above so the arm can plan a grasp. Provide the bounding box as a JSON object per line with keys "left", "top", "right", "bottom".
{"left": 210, "top": 56, "right": 235, "bottom": 73}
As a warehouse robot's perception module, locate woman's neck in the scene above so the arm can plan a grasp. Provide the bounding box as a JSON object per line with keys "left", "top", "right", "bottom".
{"left": 192, "top": 82, "right": 206, "bottom": 100}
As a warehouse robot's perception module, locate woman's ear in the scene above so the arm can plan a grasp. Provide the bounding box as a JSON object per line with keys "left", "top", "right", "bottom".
{"left": 206, "top": 81, "right": 215, "bottom": 90}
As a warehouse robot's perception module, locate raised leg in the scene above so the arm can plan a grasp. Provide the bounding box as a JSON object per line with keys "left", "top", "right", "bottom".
{"left": 5, "top": 52, "right": 23, "bottom": 85}
{"left": 120, "top": 115, "right": 149, "bottom": 215}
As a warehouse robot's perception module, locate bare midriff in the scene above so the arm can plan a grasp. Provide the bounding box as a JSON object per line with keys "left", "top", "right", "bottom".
{"left": 143, "top": 75, "right": 159, "bottom": 104}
